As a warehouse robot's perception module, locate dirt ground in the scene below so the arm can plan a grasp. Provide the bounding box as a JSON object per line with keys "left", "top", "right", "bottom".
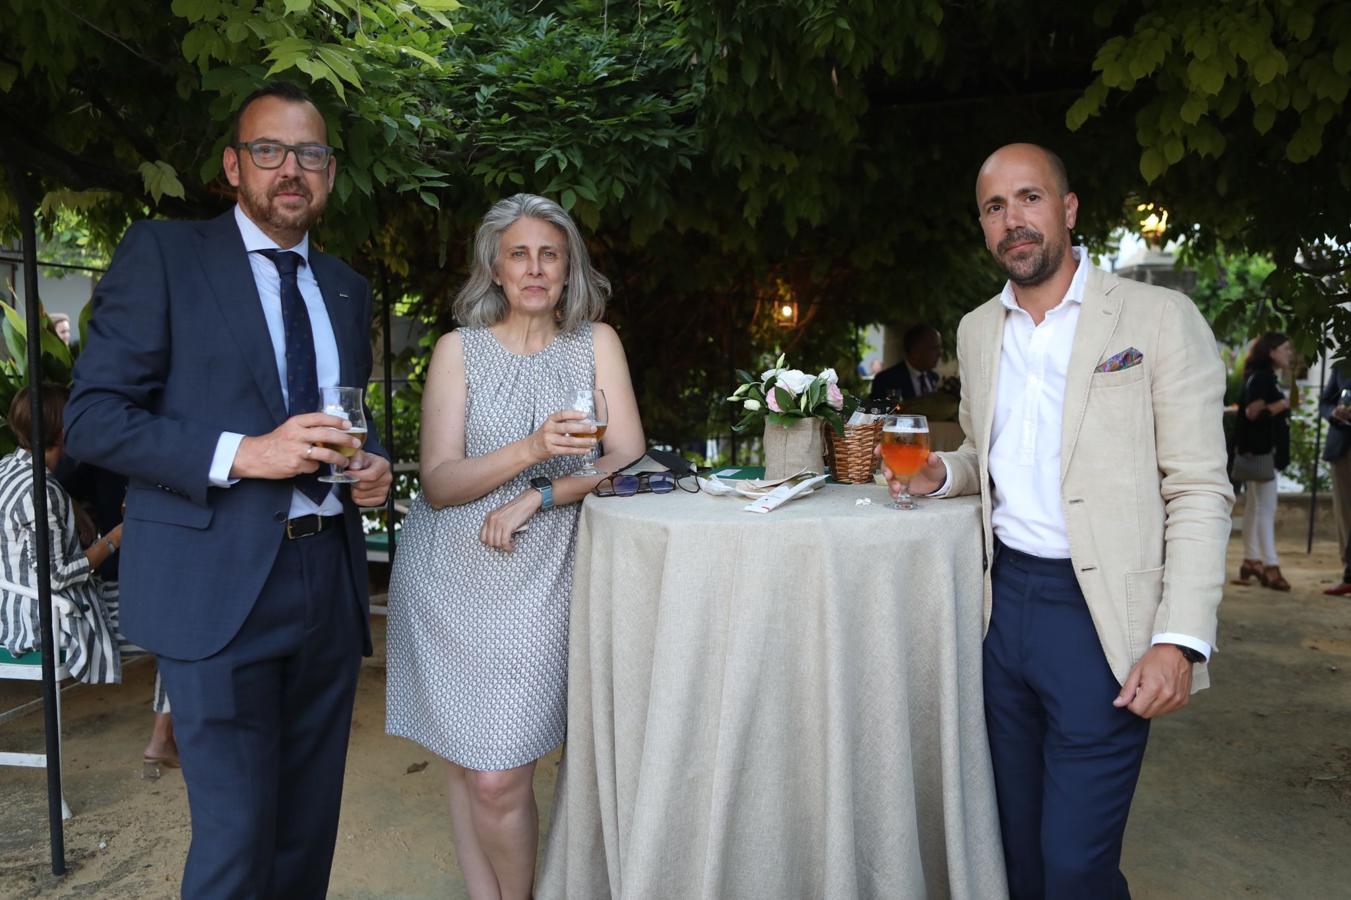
{"left": 2, "top": 531, "right": 1349, "bottom": 899}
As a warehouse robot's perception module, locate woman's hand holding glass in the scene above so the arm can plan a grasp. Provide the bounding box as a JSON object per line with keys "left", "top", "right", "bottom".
{"left": 527, "top": 409, "right": 599, "bottom": 462}
{"left": 567, "top": 389, "right": 608, "bottom": 476}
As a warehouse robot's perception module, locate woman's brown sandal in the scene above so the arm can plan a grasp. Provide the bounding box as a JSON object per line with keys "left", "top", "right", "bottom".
{"left": 1263, "top": 566, "right": 1291, "bottom": 592}
{"left": 1234, "top": 559, "right": 1264, "bottom": 584}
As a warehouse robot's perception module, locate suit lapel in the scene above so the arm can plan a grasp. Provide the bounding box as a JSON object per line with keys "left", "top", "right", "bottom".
{"left": 309, "top": 252, "right": 353, "bottom": 387}
{"left": 979, "top": 299, "right": 1004, "bottom": 458}
{"left": 195, "top": 212, "right": 288, "bottom": 425}
{"left": 1060, "top": 266, "right": 1122, "bottom": 480}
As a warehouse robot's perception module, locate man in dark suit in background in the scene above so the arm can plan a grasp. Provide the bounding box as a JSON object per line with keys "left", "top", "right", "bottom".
{"left": 65, "top": 81, "right": 391, "bottom": 898}
{"left": 868, "top": 323, "right": 943, "bottom": 404}
{"left": 1320, "top": 362, "right": 1351, "bottom": 596}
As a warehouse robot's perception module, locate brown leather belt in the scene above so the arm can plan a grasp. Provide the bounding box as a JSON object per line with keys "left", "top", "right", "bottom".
{"left": 285, "top": 514, "right": 339, "bottom": 540}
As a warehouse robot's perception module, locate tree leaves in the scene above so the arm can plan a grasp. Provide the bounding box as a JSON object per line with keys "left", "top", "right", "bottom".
{"left": 2, "top": 0, "right": 1350, "bottom": 453}
{"left": 137, "top": 161, "right": 187, "bottom": 204}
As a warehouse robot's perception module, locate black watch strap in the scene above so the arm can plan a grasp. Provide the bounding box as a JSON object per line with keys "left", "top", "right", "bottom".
{"left": 1171, "top": 644, "right": 1205, "bottom": 665}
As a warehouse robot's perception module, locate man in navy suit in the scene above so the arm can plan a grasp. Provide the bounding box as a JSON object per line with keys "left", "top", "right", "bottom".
{"left": 1320, "top": 363, "right": 1351, "bottom": 595}
{"left": 65, "top": 81, "right": 392, "bottom": 898}
{"left": 868, "top": 323, "right": 943, "bottom": 404}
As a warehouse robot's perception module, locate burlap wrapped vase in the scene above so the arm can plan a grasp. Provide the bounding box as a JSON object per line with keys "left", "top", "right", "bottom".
{"left": 762, "top": 416, "right": 825, "bottom": 481}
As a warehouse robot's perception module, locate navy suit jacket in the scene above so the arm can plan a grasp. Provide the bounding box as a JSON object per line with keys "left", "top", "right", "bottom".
{"left": 1320, "top": 364, "right": 1351, "bottom": 463}
{"left": 868, "top": 361, "right": 925, "bottom": 403}
{"left": 64, "top": 211, "right": 385, "bottom": 661}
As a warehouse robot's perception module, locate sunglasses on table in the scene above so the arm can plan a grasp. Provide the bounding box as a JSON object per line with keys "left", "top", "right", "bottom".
{"left": 592, "top": 470, "right": 701, "bottom": 497}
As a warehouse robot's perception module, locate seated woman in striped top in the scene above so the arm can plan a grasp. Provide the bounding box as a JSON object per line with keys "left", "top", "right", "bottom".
{"left": 0, "top": 382, "right": 174, "bottom": 767}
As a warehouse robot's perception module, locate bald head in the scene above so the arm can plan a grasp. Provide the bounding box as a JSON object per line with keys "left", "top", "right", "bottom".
{"left": 976, "top": 143, "right": 1069, "bottom": 205}
{"left": 975, "top": 143, "right": 1079, "bottom": 289}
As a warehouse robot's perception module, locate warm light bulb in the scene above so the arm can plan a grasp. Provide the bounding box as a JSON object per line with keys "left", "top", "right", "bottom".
{"left": 1137, "top": 203, "right": 1168, "bottom": 244}
{"left": 780, "top": 304, "right": 793, "bottom": 318}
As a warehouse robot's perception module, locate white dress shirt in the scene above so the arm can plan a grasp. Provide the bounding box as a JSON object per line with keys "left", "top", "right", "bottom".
{"left": 939, "top": 247, "right": 1210, "bottom": 660}
{"left": 906, "top": 362, "right": 935, "bottom": 397}
{"left": 207, "top": 205, "right": 344, "bottom": 518}
{"left": 987, "top": 250, "right": 1088, "bottom": 559}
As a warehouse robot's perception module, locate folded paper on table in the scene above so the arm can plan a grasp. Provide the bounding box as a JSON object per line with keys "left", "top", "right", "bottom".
{"left": 701, "top": 468, "right": 825, "bottom": 500}
{"left": 743, "top": 473, "right": 830, "bottom": 513}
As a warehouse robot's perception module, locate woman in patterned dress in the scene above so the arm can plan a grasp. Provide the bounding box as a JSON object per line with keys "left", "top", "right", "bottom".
{"left": 387, "top": 194, "right": 644, "bottom": 899}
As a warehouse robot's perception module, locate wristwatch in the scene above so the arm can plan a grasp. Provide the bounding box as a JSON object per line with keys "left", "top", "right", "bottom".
{"left": 530, "top": 476, "right": 554, "bottom": 511}
{"left": 1170, "top": 644, "right": 1205, "bottom": 665}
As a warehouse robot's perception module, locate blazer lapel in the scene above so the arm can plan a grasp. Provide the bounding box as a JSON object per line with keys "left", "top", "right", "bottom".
{"left": 195, "top": 212, "right": 288, "bottom": 425}
{"left": 1060, "top": 266, "right": 1122, "bottom": 480}
{"left": 978, "top": 299, "right": 1005, "bottom": 459}
{"left": 308, "top": 252, "right": 353, "bottom": 387}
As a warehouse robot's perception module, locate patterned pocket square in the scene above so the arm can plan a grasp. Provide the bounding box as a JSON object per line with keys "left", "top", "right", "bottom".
{"left": 1095, "top": 347, "right": 1143, "bottom": 373}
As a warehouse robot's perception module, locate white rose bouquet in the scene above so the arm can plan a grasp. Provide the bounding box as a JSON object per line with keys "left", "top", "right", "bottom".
{"left": 728, "top": 354, "right": 859, "bottom": 435}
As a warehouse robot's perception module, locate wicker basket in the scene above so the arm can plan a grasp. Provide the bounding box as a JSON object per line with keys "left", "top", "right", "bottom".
{"left": 825, "top": 419, "right": 882, "bottom": 484}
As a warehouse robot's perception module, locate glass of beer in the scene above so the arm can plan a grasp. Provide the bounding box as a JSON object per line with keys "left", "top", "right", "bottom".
{"left": 568, "top": 388, "right": 608, "bottom": 476}
{"left": 317, "top": 386, "right": 367, "bottom": 484}
{"left": 880, "top": 414, "right": 929, "bottom": 510}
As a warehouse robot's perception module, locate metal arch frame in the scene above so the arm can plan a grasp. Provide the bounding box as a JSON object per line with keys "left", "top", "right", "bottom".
{"left": 0, "top": 144, "right": 68, "bottom": 876}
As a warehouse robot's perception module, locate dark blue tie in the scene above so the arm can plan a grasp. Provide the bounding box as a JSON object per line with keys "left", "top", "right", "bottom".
{"left": 256, "top": 248, "right": 328, "bottom": 504}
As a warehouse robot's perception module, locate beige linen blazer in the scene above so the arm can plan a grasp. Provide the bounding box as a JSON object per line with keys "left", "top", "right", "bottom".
{"left": 939, "top": 266, "right": 1234, "bottom": 691}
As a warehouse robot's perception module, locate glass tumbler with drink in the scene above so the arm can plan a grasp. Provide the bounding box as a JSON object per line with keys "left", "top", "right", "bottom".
{"left": 317, "top": 385, "right": 367, "bottom": 484}
{"left": 880, "top": 414, "right": 929, "bottom": 510}
{"left": 568, "top": 389, "right": 608, "bottom": 477}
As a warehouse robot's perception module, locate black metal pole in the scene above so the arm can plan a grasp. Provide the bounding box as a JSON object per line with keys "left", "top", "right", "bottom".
{"left": 379, "top": 265, "right": 396, "bottom": 559}
{"left": 1, "top": 145, "right": 68, "bottom": 876}
{"left": 1309, "top": 337, "right": 1328, "bottom": 554}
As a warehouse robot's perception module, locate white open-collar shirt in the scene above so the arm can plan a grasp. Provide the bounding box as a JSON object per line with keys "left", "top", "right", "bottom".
{"left": 988, "top": 246, "right": 1088, "bottom": 559}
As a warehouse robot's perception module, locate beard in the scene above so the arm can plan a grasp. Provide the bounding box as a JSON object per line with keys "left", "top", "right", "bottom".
{"left": 237, "top": 176, "right": 325, "bottom": 235}
{"left": 995, "top": 227, "right": 1066, "bottom": 287}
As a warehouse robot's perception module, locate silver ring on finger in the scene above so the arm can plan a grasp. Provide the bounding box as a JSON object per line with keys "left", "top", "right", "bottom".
{"left": 305, "top": 445, "right": 314, "bottom": 459}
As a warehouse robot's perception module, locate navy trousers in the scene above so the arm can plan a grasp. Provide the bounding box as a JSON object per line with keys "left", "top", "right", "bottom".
{"left": 157, "top": 524, "right": 364, "bottom": 899}
{"left": 984, "top": 544, "right": 1151, "bottom": 900}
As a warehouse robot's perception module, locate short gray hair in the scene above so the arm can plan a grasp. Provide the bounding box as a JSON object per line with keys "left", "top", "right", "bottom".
{"left": 452, "top": 194, "right": 610, "bottom": 333}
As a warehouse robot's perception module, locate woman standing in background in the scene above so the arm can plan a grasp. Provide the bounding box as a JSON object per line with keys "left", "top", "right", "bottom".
{"left": 1234, "top": 332, "right": 1294, "bottom": 591}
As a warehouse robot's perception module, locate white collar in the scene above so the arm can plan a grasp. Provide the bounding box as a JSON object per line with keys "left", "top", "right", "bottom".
{"left": 999, "top": 245, "right": 1089, "bottom": 313}
{"left": 233, "top": 204, "right": 310, "bottom": 263}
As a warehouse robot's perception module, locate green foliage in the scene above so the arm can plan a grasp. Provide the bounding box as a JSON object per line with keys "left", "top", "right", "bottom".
{"left": 1288, "top": 399, "right": 1330, "bottom": 493}
{"left": 1182, "top": 247, "right": 1278, "bottom": 346}
{"left": 0, "top": 306, "right": 76, "bottom": 454}
{"left": 1067, "top": 0, "right": 1351, "bottom": 352}
{"left": 3, "top": 0, "right": 1350, "bottom": 455}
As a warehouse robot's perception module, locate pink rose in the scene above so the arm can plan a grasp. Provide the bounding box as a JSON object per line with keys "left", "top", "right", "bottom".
{"left": 766, "top": 387, "right": 783, "bottom": 412}
{"left": 827, "top": 383, "right": 844, "bottom": 409}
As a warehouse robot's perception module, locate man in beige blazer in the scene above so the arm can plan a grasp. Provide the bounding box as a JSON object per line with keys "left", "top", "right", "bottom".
{"left": 886, "top": 144, "right": 1233, "bottom": 899}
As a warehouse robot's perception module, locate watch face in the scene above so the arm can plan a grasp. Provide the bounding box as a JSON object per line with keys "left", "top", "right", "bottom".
{"left": 531, "top": 477, "right": 550, "bottom": 490}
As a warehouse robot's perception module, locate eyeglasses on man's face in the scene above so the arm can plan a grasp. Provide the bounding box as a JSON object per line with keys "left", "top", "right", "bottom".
{"left": 233, "top": 140, "right": 334, "bottom": 172}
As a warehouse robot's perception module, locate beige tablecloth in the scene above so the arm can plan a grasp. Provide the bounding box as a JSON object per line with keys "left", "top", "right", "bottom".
{"left": 538, "top": 485, "right": 1006, "bottom": 900}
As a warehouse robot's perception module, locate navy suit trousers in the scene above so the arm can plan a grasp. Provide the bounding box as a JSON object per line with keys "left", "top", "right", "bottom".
{"left": 157, "top": 525, "right": 363, "bottom": 900}
{"left": 984, "top": 544, "right": 1151, "bottom": 900}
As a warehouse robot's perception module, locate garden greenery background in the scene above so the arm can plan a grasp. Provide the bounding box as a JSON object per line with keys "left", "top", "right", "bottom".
{"left": 2, "top": 0, "right": 1349, "bottom": 465}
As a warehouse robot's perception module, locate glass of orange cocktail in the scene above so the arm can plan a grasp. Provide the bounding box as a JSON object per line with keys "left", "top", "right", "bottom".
{"left": 880, "top": 414, "right": 929, "bottom": 510}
